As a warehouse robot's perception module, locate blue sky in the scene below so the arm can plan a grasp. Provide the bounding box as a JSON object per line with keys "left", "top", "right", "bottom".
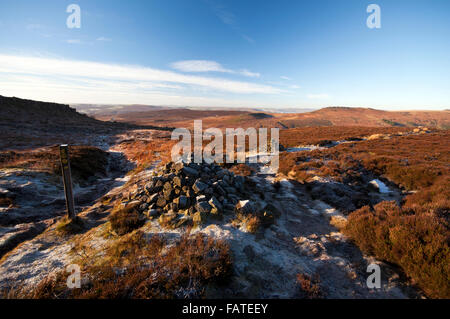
{"left": 0, "top": 0, "right": 449, "bottom": 109}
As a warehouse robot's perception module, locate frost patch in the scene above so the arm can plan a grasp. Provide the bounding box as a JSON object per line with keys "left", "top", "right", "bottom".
{"left": 370, "top": 179, "right": 391, "bottom": 193}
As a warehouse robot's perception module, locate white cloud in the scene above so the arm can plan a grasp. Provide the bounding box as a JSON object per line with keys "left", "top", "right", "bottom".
{"left": 171, "top": 60, "right": 260, "bottom": 78}
{"left": 307, "top": 93, "right": 329, "bottom": 99}
{"left": 97, "top": 37, "right": 112, "bottom": 42}
{"left": 289, "top": 85, "right": 301, "bottom": 89}
{"left": 66, "top": 39, "right": 81, "bottom": 44}
{"left": 280, "top": 76, "right": 291, "bottom": 80}
{"left": 0, "top": 72, "right": 284, "bottom": 107}
{"left": 26, "top": 24, "right": 44, "bottom": 30}
{"left": 239, "top": 69, "right": 260, "bottom": 78}
{"left": 171, "top": 60, "right": 232, "bottom": 73}
{"left": 26, "top": 24, "right": 52, "bottom": 38}
{"left": 0, "top": 54, "right": 281, "bottom": 104}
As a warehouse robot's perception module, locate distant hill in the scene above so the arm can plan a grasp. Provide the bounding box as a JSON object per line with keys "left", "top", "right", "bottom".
{"left": 0, "top": 95, "right": 146, "bottom": 150}
{"left": 0, "top": 95, "right": 98, "bottom": 125}
{"left": 72, "top": 104, "right": 168, "bottom": 118}
{"left": 94, "top": 104, "right": 450, "bottom": 130}
{"left": 2, "top": 95, "right": 449, "bottom": 134}
{"left": 305, "top": 107, "right": 450, "bottom": 128}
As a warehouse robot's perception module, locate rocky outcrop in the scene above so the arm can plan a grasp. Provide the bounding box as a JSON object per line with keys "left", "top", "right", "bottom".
{"left": 114, "top": 160, "right": 278, "bottom": 229}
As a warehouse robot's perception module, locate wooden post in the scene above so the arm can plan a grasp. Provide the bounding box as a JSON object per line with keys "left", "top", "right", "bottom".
{"left": 59, "top": 144, "right": 76, "bottom": 220}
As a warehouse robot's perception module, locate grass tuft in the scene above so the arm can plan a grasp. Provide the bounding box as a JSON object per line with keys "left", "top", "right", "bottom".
{"left": 55, "top": 216, "right": 85, "bottom": 235}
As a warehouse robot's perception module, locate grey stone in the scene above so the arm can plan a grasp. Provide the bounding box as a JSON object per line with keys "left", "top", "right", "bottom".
{"left": 196, "top": 201, "right": 212, "bottom": 214}
{"left": 173, "top": 176, "right": 183, "bottom": 187}
{"left": 182, "top": 166, "right": 199, "bottom": 177}
{"left": 193, "top": 180, "right": 208, "bottom": 193}
{"left": 147, "top": 209, "right": 160, "bottom": 218}
{"left": 208, "top": 196, "right": 222, "bottom": 212}
{"left": 224, "top": 186, "right": 236, "bottom": 194}
{"left": 156, "top": 196, "right": 167, "bottom": 207}
{"left": 193, "top": 211, "right": 207, "bottom": 224}
{"left": 235, "top": 200, "right": 256, "bottom": 215}
{"left": 175, "top": 195, "right": 189, "bottom": 209}
{"left": 163, "top": 181, "right": 172, "bottom": 191}
{"left": 196, "top": 195, "right": 207, "bottom": 202}
{"left": 148, "top": 193, "right": 159, "bottom": 204}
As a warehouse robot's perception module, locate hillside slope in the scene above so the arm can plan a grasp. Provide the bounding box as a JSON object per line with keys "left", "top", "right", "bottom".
{"left": 0, "top": 95, "right": 162, "bottom": 150}
{"left": 87, "top": 104, "right": 450, "bottom": 129}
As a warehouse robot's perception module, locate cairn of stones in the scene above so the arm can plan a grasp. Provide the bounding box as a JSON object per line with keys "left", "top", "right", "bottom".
{"left": 119, "top": 160, "right": 280, "bottom": 229}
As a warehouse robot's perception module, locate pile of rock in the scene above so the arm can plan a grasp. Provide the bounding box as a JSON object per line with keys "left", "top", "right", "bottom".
{"left": 116, "top": 160, "right": 278, "bottom": 229}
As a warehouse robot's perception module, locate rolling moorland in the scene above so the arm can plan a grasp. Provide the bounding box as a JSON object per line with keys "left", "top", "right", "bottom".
{"left": 84, "top": 103, "right": 450, "bottom": 130}
{"left": 0, "top": 95, "right": 448, "bottom": 298}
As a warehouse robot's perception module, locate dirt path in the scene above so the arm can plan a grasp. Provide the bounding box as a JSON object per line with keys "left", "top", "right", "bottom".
{"left": 0, "top": 129, "right": 161, "bottom": 260}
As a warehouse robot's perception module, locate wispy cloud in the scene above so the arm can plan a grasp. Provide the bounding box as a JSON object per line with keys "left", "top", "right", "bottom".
{"left": 307, "top": 93, "right": 329, "bottom": 99}
{"left": 280, "top": 75, "right": 291, "bottom": 80}
{"left": 26, "top": 24, "right": 44, "bottom": 31}
{"left": 0, "top": 54, "right": 281, "bottom": 105}
{"left": 241, "top": 34, "right": 255, "bottom": 44}
{"left": 170, "top": 60, "right": 260, "bottom": 78}
{"left": 239, "top": 69, "right": 260, "bottom": 78}
{"left": 96, "top": 36, "right": 112, "bottom": 42}
{"left": 0, "top": 72, "right": 282, "bottom": 107}
{"left": 26, "top": 24, "right": 52, "bottom": 38}
{"left": 213, "top": 4, "right": 236, "bottom": 26}
{"left": 208, "top": 0, "right": 254, "bottom": 44}
{"left": 66, "top": 39, "right": 82, "bottom": 44}
{"left": 171, "top": 60, "right": 231, "bottom": 73}
{"left": 289, "top": 85, "right": 301, "bottom": 89}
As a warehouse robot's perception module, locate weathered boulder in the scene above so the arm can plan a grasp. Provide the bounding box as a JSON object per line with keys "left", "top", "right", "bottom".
{"left": 146, "top": 209, "right": 160, "bottom": 218}
{"left": 164, "top": 186, "right": 175, "bottom": 199}
{"left": 196, "top": 201, "right": 212, "bottom": 214}
{"left": 213, "top": 183, "right": 226, "bottom": 196}
{"left": 193, "top": 180, "right": 208, "bottom": 193}
{"left": 173, "top": 176, "right": 183, "bottom": 187}
{"left": 172, "top": 161, "right": 184, "bottom": 172}
{"left": 156, "top": 196, "right": 167, "bottom": 208}
{"left": 174, "top": 195, "right": 189, "bottom": 209}
{"left": 265, "top": 203, "right": 282, "bottom": 218}
{"left": 148, "top": 193, "right": 159, "bottom": 204}
{"left": 235, "top": 200, "right": 256, "bottom": 215}
{"left": 163, "top": 181, "right": 172, "bottom": 191}
{"left": 208, "top": 196, "right": 222, "bottom": 212}
{"left": 182, "top": 166, "right": 199, "bottom": 177}
{"left": 193, "top": 211, "right": 207, "bottom": 224}
{"left": 224, "top": 186, "right": 236, "bottom": 194}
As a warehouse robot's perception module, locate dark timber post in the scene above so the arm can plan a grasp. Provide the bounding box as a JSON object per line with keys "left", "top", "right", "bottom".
{"left": 59, "top": 144, "right": 76, "bottom": 220}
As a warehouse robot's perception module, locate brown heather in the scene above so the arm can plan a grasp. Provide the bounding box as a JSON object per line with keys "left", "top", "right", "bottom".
{"left": 0, "top": 145, "right": 109, "bottom": 184}
{"left": 296, "top": 273, "right": 323, "bottom": 299}
{"left": 279, "top": 129, "right": 449, "bottom": 298}
{"left": 280, "top": 126, "right": 410, "bottom": 148}
{"left": 343, "top": 200, "right": 449, "bottom": 299}
{"left": 109, "top": 202, "right": 146, "bottom": 236}
{"left": 6, "top": 232, "right": 232, "bottom": 299}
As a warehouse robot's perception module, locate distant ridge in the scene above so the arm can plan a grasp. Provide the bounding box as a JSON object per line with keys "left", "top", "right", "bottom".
{"left": 0, "top": 95, "right": 98, "bottom": 125}
{"left": 0, "top": 95, "right": 165, "bottom": 150}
